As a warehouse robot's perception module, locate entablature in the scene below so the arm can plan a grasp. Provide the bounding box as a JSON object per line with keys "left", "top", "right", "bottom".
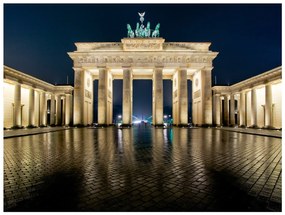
{"left": 4, "top": 65, "right": 74, "bottom": 94}
{"left": 212, "top": 66, "right": 282, "bottom": 95}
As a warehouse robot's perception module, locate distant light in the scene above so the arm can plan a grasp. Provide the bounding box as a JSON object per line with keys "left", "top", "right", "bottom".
{"left": 118, "top": 115, "right": 122, "bottom": 119}
{"left": 168, "top": 115, "right": 171, "bottom": 117}
{"left": 164, "top": 115, "right": 167, "bottom": 118}
{"left": 133, "top": 120, "right": 141, "bottom": 124}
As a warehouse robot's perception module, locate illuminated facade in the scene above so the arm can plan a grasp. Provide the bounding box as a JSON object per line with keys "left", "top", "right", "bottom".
{"left": 3, "top": 46, "right": 282, "bottom": 129}
{"left": 3, "top": 66, "right": 73, "bottom": 128}
{"left": 212, "top": 66, "right": 282, "bottom": 129}
{"left": 68, "top": 38, "right": 218, "bottom": 126}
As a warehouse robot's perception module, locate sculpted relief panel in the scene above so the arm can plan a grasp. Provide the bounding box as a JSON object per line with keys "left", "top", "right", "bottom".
{"left": 75, "top": 55, "right": 214, "bottom": 67}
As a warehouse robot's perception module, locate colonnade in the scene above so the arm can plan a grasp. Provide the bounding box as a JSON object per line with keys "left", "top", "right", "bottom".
{"left": 73, "top": 66, "right": 190, "bottom": 126}
{"left": 213, "top": 67, "right": 282, "bottom": 129}
{"left": 3, "top": 66, "right": 74, "bottom": 128}
{"left": 10, "top": 83, "right": 72, "bottom": 128}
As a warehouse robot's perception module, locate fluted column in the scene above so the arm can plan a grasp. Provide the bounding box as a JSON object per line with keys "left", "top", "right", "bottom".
{"left": 265, "top": 84, "right": 273, "bottom": 128}
{"left": 73, "top": 68, "right": 84, "bottom": 125}
{"left": 251, "top": 88, "right": 257, "bottom": 127}
{"left": 122, "top": 67, "right": 133, "bottom": 126}
{"left": 40, "top": 91, "right": 47, "bottom": 126}
{"left": 50, "top": 94, "right": 55, "bottom": 125}
{"left": 56, "top": 95, "right": 62, "bottom": 125}
{"left": 28, "top": 88, "right": 35, "bottom": 126}
{"left": 13, "top": 83, "right": 21, "bottom": 127}
{"left": 223, "top": 95, "right": 229, "bottom": 126}
{"left": 152, "top": 67, "right": 163, "bottom": 126}
{"left": 178, "top": 68, "right": 188, "bottom": 125}
{"left": 98, "top": 67, "right": 107, "bottom": 125}
{"left": 65, "top": 94, "right": 72, "bottom": 126}
{"left": 215, "top": 94, "right": 221, "bottom": 126}
{"left": 230, "top": 94, "right": 235, "bottom": 126}
{"left": 239, "top": 91, "right": 246, "bottom": 127}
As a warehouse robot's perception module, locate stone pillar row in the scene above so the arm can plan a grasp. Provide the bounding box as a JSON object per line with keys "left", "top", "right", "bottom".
{"left": 12, "top": 82, "right": 72, "bottom": 128}
{"left": 95, "top": 67, "right": 189, "bottom": 126}
{"left": 214, "top": 83, "right": 274, "bottom": 128}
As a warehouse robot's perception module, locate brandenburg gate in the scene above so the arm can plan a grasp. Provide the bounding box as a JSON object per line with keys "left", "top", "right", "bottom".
{"left": 68, "top": 13, "right": 218, "bottom": 126}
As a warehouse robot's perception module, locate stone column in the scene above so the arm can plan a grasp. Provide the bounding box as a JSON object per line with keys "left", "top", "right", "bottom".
{"left": 251, "top": 88, "right": 257, "bottom": 127}
{"left": 201, "top": 68, "right": 213, "bottom": 125}
{"left": 230, "top": 94, "right": 235, "bottom": 126}
{"left": 40, "top": 91, "right": 47, "bottom": 126}
{"left": 65, "top": 94, "right": 72, "bottom": 126}
{"left": 122, "top": 67, "right": 133, "bottom": 126}
{"left": 178, "top": 68, "right": 188, "bottom": 125}
{"left": 152, "top": 67, "right": 163, "bottom": 126}
{"left": 223, "top": 95, "right": 229, "bottom": 126}
{"left": 50, "top": 94, "right": 55, "bottom": 125}
{"left": 73, "top": 68, "right": 84, "bottom": 125}
{"left": 265, "top": 84, "right": 273, "bottom": 128}
{"left": 215, "top": 94, "right": 221, "bottom": 126}
{"left": 56, "top": 95, "right": 62, "bottom": 125}
{"left": 98, "top": 67, "right": 107, "bottom": 125}
{"left": 28, "top": 88, "right": 35, "bottom": 126}
{"left": 239, "top": 91, "right": 246, "bottom": 127}
{"left": 13, "top": 83, "right": 21, "bottom": 127}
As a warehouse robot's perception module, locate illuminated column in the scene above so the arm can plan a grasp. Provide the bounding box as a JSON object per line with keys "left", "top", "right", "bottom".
{"left": 73, "top": 68, "right": 84, "bottom": 125}
{"left": 152, "top": 67, "right": 163, "bottom": 125}
{"left": 13, "top": 83, "right": 21, "bottom": 127}
{"left": 215, "top": 94, "right": 221, "bottom": 126}
{"left": 201, "top": 67, "right": 213, "bottom": 125}
{"left": 122, "top": 67, "right": 133, "bottom": 126}
{"left": 230, "top": 94, "right": 235, "bottom": 126}
{"left": 178, "top": 68, "right": 188, "bottom": 125}
{"left": 62, "top": 96, "right": 66, "bottom": 125}
{"left": 265, "top": 84, "right": 273, "bottom": 128}
{"left": 223, "top": 95, "right": 229, "bottom": 126}
{"left": 239, "top": 91, "right": 246, "bottom": 126}
{"left": 251, "top": 88, "right": 257, "bottom": 127}
{"left": 28, "top": 88, "right": 35, "bottom": 126}
{"left": 40, "top": 91, "right": 47, "bottom": 126}
{"left": 56, "top": 95, "right": 62, "bottom": 125}
{"left": 98, "top": 67, "right": 107, "bottom": 125}
{"left": 50, "top": 94, "right": 55, "bottom": 125}
{"left": 65, "top": 93, "right": 72, "bottom": 126}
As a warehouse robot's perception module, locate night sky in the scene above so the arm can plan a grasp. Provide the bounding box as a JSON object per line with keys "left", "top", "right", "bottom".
{"left": 4, "top": 4, "right": 281, "bottom": 120}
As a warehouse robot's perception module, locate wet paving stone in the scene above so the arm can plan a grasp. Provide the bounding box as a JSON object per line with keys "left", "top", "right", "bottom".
{"left": 4, "top": 126, "right": 282, "bottom": 211}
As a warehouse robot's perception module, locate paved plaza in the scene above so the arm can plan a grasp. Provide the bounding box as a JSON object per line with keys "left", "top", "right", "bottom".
{"left": 4, "top": 126, "right": 282, "bottom": 211}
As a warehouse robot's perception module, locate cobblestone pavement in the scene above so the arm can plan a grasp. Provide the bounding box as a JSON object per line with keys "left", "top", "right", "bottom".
{"left": 4, "top": 126, "right": 281, "bottom": 212}
{"left": 4, "top": 126, "right": 71, "bottom": 138}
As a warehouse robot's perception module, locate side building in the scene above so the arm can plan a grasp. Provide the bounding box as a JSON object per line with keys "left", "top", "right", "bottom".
{"left": 212, "top": 66, "right": 282, "bottom": 129}
{"left": 3, "top": 65, "right": 73, "bottom": 129}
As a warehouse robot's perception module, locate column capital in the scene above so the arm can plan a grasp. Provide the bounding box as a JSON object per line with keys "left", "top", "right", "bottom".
{"left": 122, "top": 65, "right": 132, "bottom": 70}
{"left": 178, "top": 66, "right": 188, "bottom": 70}
{"left": 72, "top": 67, "right": 84, "bottom": 72}
{"left": 154, "top": 65, "right": 164, "bottom": 69}
{"left": 97, "top": 66, "right": 107, "bottom": 70}
{"left": 202, "top": 66, "right": 213, "bottom": 71}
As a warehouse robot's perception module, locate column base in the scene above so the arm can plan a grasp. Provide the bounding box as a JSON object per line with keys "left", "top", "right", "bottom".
{"left": 120, "top": 124, "right": 132, "bottom": 128}
{"left": 153, "top": 124, "right": 165, "bottom": 128}
{"left": 263, "top": 125, "right": 276, "bottom": 130}
{"left": 239, "top": 125, "right": 246, "bottom": 128}
{"left": 11, "top": 125, "right": 24, "bottom": 129}
{"left": 247, "top": 125, "right": 259, "bottom": 129}
{"left": 26, "top": 125, "right": 38, "bottom": 129}
{"left": 95, "top": 124, "right": 111, "bottom": 127}
{"left": 173, "top": 124, "right": 191, "bottom": 127}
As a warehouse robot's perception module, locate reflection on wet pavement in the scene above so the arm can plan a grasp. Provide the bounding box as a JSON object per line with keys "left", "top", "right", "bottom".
{"left": 4, "top": 126, "right": 281, "bottom": 211}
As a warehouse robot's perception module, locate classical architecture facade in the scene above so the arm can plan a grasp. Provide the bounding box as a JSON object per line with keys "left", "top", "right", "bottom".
{"left": 68, "top": 38, "right": 218, "bottom": 126}
{"left": 3, "top": 66, "right": 73, "bottom": 128}
{"left": 3, "top": 64, "right": 282, "bottom": 129}
{"left": 212, "top": 66, "right": 282, "bottom": 129}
